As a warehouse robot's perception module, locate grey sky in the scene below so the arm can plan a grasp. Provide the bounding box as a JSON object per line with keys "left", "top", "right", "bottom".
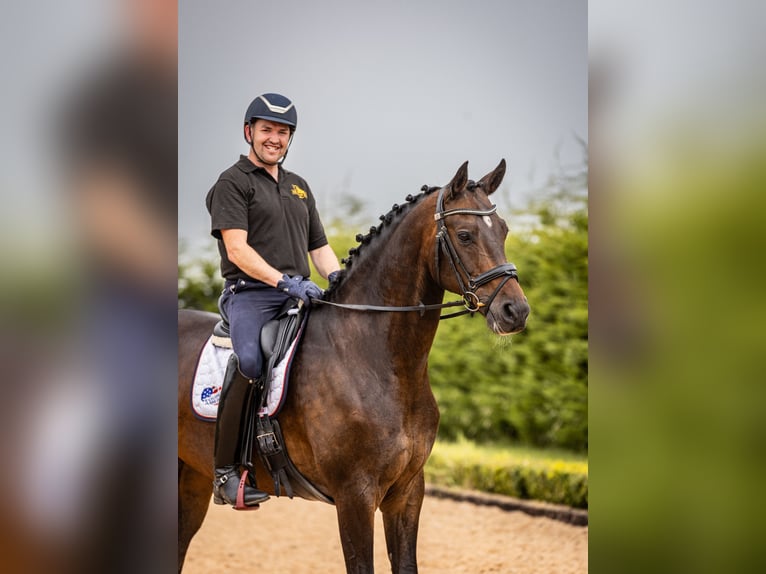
{"left": 179, "top": 0, "right": 587, "bottom": 242}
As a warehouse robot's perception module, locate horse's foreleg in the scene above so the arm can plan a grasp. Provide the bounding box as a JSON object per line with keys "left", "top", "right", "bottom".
{"left": 335, "top": 490, "right": 377, "bottom": 573}
{"left": 177, "top": 460, "right": 212, "bottom": 573}
{"left": 380, "top": 471, "right": 425, "bottom": 574}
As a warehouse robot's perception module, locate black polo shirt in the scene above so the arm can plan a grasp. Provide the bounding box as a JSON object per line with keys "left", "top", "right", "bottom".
{"left": 206, "top": 155, "right": 328, "bottom": 281}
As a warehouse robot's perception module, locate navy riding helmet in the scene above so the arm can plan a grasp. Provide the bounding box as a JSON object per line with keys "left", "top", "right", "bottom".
{"left": 243, "top": 93, "right": 297, "bottom": 143}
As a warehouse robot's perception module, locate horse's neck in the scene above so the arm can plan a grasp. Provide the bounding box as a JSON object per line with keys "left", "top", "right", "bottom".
{"left": 340, "top": 201, "right": 440, "bottom": 307}
{"left": 332, "top": 201, "right": 444, "bottom": 364}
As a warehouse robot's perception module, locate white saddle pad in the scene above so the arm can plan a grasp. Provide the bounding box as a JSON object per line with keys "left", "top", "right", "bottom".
{"left": 191, "top": 335, "right": 297, "bottom": 421}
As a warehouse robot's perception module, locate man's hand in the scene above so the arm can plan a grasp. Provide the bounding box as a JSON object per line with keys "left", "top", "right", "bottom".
{"left": 277, "top": 274, "right": 324, "bottom": 305}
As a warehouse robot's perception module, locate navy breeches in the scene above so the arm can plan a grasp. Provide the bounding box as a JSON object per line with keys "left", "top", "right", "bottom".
{"left": 220, "top": 279, "right": 293, "bottom": 379}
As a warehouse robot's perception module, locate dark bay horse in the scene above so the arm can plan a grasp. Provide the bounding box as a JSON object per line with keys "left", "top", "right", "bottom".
{"left": 178, "top": 160, "right": 530, "bottom": 572}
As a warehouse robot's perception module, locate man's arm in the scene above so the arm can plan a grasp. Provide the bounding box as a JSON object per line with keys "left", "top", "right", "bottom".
{"left": 309, "top": 244, "right": 341, "bottom": 280}
{"left": 220, "top": 228, "right": 284, "bottom": 287}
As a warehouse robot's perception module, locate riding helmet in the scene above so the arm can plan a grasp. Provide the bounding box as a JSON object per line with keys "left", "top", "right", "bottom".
{"left": 244, "top": 93, "right": 297, "bottom": 131}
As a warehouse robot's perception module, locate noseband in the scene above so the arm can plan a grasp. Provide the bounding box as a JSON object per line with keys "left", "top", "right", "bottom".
{"left": 433, "top": 181, "right": 519, "bottom": 316}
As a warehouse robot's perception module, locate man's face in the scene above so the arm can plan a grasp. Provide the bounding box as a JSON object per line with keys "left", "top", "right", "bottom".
{"left": 247, "top": 119, "right": 292, "bottom": 165}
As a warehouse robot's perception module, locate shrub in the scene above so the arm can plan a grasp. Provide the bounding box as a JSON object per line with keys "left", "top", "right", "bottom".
{"left": 424, "top": 441, "right": 588, "bottom": 508}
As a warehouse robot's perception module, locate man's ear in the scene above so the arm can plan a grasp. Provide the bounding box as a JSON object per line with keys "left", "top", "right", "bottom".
{"left": 244, "top": 123, "right": 252, "bottom": 144}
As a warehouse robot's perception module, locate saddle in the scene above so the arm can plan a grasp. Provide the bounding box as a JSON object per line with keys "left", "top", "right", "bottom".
{"left": 212, "top": 293, "right": 302, "bottom": 371}
{"left": 212, "top": 295, "right": 332, "bottom": 504}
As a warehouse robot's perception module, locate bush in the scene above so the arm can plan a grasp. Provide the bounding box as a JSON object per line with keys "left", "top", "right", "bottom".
{"left": 424, "top": 441, "right": 588, "bottom": 508}
{"left": 178, "top": 241, "right": 223, "bottom": 313}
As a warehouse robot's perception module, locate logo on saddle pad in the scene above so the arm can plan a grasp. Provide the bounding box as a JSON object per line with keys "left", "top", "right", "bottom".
{"left": 200, "top": 385, "right": 221, "bottom": 406}
{"left": 290, "top": 184, "right": 307, "bottom": 199}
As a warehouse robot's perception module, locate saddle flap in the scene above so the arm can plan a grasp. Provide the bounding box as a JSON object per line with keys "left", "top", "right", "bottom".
{"left": 260, "top": 299, "right": 302, "bottom": 361}
{"left": 260, "top": 320, "right": 280, "bottom": 358}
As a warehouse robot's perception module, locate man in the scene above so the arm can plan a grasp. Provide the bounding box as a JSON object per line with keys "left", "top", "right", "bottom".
{"left": 205, "top": 93, "right": 341, "bottom": 507}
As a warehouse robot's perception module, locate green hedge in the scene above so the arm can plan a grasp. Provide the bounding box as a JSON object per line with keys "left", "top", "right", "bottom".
{"left": 424, "top": 441, "right": 588, "bottom": 508}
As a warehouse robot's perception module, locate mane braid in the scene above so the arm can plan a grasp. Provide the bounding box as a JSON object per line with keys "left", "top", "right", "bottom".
{"left": 324, "top": 185, "right": 440, "bottom": 298}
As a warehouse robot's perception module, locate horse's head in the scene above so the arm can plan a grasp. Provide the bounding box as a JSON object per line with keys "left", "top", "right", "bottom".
{"left": 433, "top": 160, "right": 530, "bottom": 335}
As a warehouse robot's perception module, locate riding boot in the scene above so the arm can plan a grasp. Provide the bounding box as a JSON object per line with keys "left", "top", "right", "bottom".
{"left": 213, "top": 354, "right": 270, "bottom": 506}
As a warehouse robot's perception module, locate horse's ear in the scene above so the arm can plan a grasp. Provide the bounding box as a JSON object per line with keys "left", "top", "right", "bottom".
{"left": 446, "top": 161, "right": 469, "bottom": 199}
{"left": 477, "top": 159, "right": 506, "bottom": 196}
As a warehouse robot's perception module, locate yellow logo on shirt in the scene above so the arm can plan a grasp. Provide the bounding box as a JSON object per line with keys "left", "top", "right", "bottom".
{"left": 291, "top": 184, "right": 307, "bottom": 199}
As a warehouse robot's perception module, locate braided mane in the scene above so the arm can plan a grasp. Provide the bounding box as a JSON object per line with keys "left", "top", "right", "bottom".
{"left": 324, "top": 185, "right": 441, "bottom": 298}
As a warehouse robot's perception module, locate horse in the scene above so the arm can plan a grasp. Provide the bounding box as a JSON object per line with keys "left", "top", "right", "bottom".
{"left": 178, "top": 159, "right": 530, "bottom": 572}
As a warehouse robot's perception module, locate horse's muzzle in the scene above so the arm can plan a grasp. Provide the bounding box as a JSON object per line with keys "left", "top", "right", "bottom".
{"left": 488, "top": 297, "right": 530, "bottom": 335}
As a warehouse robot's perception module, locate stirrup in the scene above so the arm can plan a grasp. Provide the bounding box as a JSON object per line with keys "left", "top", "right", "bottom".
{"left": 213, "top": 469, "right": 269, "bottom": 510}
{"left": 235, "top": 470, "right": 264, "bottom": 511}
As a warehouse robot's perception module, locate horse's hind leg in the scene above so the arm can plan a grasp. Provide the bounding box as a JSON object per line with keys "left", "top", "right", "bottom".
{"left": 177, "top": 460, "right": 212, "bottom": 573}
{"left": 380, "top": 472, "right": 426, "bottom": 574}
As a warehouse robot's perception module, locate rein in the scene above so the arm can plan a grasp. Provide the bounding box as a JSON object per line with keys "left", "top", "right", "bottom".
{"left": 309, "top": 298, "right": 465, "bottom": 319}
{"left": 312, "top": 182, "right": 519, "bottom": 320}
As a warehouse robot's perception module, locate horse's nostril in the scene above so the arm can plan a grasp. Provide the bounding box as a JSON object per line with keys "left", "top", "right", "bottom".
{"left": 504, "top": 301, "right": 530, "bottom": 325}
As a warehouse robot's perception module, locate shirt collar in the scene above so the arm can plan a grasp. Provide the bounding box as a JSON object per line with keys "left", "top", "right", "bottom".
{"left": 235, "top": 154, "right": 284, "bottom": 176}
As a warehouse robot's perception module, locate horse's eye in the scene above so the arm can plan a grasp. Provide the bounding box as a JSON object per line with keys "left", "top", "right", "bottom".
{"left": 457, "top": 231, "right": 472, "bottom": 244}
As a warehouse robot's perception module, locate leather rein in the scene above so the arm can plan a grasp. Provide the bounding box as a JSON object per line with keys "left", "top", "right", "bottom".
{"left": 312, "top": 182, "right": 519, "bottom": 320}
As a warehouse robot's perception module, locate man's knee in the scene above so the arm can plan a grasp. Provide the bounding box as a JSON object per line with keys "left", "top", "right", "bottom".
{"left": 236, "top": 347, "right": 263, "bottom": 380}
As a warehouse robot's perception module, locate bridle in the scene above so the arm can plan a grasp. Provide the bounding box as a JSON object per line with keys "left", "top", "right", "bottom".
{"left": 312, "top": 182, "right": 520, "bottom": 320}
{"left": 433, "top": 181, "right": 519, "bottom": 318}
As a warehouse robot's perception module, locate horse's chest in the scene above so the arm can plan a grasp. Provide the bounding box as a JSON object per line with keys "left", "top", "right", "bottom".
{"left": 369, "top": 408, "right": 438, "bottom": 468}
